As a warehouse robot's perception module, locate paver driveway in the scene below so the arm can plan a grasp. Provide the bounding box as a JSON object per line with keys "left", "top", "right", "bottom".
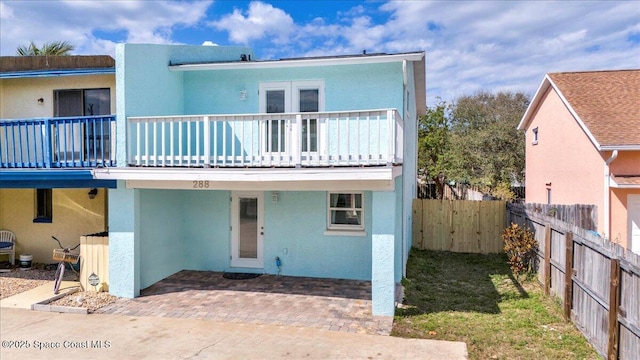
{"left": 97, "top": 271, "right": 393, "bottom": 335}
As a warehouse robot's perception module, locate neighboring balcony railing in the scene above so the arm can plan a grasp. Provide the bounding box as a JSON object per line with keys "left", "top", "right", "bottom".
{"left": 0, "top": 115, "right": 116, "bottom": 168}
{"left": 127, "top": 109, "right": 403, "bottom": 168}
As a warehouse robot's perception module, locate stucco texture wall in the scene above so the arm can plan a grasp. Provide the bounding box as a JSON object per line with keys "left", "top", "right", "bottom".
{"left": 0, "top": 75, "right": 115, "bottom": 119}
{"left": 0, "top": 188, "right": 107, "bottom": 263}
{"left": 611, "top": 188, "right": 640, "bottom": 247}
{"left": 524, "top": 88, "right": 605, "bottom": 230}
{"left": 128, "top": 189, "right": 376, "bottom": 289}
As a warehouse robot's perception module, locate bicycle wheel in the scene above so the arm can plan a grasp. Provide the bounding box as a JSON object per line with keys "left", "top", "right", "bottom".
{"left": 53, "top": 262, "right": 65, "bottom": 294}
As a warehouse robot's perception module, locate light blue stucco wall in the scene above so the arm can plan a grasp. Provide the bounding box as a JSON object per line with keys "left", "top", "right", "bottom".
{"left": 371, "top": 190, "right": 397, "bottom": 315}
{"left": 108, "top": 181, "right": 139, "bottom": 297}
{"left": 261, "top": 191, "right": 372, "bottom": 279}
{"left": 182, "top": 190, "right": 231, "bottom": 271}
{"left": 125, "top": 189, "right": 376, "bottom": 287}
{"left": 138, "top": 189, "right": 186, "bottom": 289}
{"left": 182, "top": 63, "right": 403, "bottom": 115}
{"left": 402, "top": 61, "right": 419, "bottom": 273}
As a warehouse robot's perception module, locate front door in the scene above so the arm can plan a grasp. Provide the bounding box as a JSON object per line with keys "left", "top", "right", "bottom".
{"left": 629, "top": 195, "right": 640, "bottom": 254}
{"left": 231, "top": 191, "right": 264, "bottom": 268}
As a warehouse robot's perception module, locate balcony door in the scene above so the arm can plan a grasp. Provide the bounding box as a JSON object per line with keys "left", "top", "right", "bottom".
{"left": 53, "top": 88, "right": 111, "bottom": 162}
{"left": 259, "top": 81, "right": 324, "bottom": 159}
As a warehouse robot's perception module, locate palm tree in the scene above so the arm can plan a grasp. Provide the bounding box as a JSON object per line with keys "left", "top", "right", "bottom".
{"left": 16, "top": 41, "right": 74, "bottom": 56}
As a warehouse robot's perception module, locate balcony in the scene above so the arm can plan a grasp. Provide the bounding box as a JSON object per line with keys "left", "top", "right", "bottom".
{"left": 0, "top": 115, "right": 116, "bottom": 169}
{"left": 128, "top": 109, "right": 402, "bottom": 168}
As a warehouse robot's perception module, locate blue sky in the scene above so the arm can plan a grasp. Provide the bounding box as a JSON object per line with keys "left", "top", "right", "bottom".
{"left": 1, "top": 0, "right": 639, "bottom": 105}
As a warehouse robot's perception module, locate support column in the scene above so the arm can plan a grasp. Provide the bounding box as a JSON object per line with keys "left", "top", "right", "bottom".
{"left": 108, "top": 180, "right": 139, "bottom": 298}
{"left": 371, "top": 191, "right": 396, "bottom": 316}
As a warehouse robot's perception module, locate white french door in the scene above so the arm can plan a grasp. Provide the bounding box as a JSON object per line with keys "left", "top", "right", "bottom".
{"left": 231, "top": 191, "right": 264, "bottom": 268}
{"left": 259, "top": 81, "right": 325, "bottom": 158}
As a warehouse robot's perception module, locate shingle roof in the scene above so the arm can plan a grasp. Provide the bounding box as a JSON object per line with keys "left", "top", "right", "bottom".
{"left": 548, "top": 70, "right": 640, "bottom": 148}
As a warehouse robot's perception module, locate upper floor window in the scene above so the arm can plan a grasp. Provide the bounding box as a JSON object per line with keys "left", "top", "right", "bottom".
{"left": 53, "top": 88, "right": 112, "bottom": 160}
{"left": 532, "top": 127, "right": 539, "bottom": 145}
{"left": 54, "top": 88, "right": 110, "bottom": 117}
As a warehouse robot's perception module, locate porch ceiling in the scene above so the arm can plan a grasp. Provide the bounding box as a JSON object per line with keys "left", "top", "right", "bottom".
{"left": 93, "top": 166, "right": 402, "bottom": 191}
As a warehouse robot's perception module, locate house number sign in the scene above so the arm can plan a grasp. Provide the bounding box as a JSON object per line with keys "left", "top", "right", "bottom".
{"left": 193, "top": 181, "right": 210, "bottom": 189}
{"left": 88, "top": 273, "right": 100, "bottom": 287}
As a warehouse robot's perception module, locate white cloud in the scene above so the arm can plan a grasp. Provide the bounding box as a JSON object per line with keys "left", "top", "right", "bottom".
{"left": 2, "top": 0, "right": 637, "bottom": 107}
{"left": 209, "top": 1, "right": 294, "bottom": 45}
{"left": 0, "top": 0, "right": 211, "bottom": 56}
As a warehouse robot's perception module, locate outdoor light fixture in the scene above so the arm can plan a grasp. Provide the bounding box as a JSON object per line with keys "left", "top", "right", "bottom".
{"left": 88, "top": 188, "right": 98, "bottom": 199}
{"left": 239, "top": 89, "right": 247, "bottom": 100}
{"left": 37, "top": 98, "right": 44, "bottom": 104}
{"left": 272, "top": 191, "right": 279, "bottom": 202}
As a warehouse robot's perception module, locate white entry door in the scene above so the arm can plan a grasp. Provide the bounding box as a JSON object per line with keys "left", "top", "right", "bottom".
{"left": 629, "top": 195, "right": 640, "bottom": 254}
{"left": 231, "top": 191, "right": 264, "bottom": 268}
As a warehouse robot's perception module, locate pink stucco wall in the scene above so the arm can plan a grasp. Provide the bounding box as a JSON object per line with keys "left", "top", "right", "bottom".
{"left": 524, "top": 88, "right": 605, "bottom": 226}
{"left": 524, "top": 88, "right": 640, "bottom": 249}
{"left": 610, "top": 151, "right": 640, "bottom": 247}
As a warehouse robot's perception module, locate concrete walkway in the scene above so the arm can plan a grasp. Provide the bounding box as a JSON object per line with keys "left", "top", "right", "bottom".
{"left": 0, "top": 307, "right": 467, "bottom": 359}
{"left": 0, "top": 281, "right": 80, "bottom": 309}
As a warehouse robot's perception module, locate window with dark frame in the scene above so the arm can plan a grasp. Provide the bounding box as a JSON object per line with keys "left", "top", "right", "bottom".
{"left": 34, "top": 189, "right": 53, "bottom": 223}
{"left": 53, "top": 88, "right": 111, "bottom": 161}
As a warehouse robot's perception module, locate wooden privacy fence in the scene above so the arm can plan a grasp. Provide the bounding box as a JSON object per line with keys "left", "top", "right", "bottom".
{"left": 412, "top": 199, "right": 507, "bottom": 253}
{"left": 520, "top": 203, "right": 597, "bottom": 231}
{"left": 508, "top": 204, "right": 640, "bottom": 359}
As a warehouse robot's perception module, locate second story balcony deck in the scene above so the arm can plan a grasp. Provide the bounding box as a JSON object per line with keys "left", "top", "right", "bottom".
{"left": 128, "top": 109, "right": 403, "bottom": 169}
{"left": 0, "top": 115, "right": 116, "bottom": 169}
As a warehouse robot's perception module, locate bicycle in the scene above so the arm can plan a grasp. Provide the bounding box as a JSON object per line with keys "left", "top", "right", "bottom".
{"left": 51, "top": 236, "right": 80, "bottom": 294}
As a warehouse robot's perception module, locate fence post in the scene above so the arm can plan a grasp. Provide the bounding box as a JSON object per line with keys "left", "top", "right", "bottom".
{"left": 544, "top": 224, "right": 551, "bottom": 296}
{"left": 563, "top": 232, "right": 573, "bottom": 321}
{"left": 607, "top": 258, "right": 620, "bottom": 360}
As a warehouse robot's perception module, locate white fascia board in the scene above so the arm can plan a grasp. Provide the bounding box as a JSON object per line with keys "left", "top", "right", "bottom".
{"left": 517, "top": 76, "right": 551, "bottom": 131}
{"left": 125, "top": 179, "right": 396, "bottom": 191}
{"left": 600, "top": 145, "right": 640, "bottom": 151}
{"left": 547, "top": 77, "right": 602, "bottom": 150}
{"left": 169, "top": 52, "right": 425, "bottom": 72}
{"left": 93, "top": 167, "right": 399, "bottom": 182}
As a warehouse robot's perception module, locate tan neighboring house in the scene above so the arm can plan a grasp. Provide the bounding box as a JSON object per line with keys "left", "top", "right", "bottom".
{"left": 518, "top": 70, "right": 640, "bottom": 253}
{"left": 0, "top": 56, "right": 116, "bottom": 264}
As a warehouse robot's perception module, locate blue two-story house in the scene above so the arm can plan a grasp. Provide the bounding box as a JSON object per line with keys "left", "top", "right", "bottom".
{"left": 0, "top": 56, "right": 116, "bottom": 264}
{"left": 94, "top": 44, "right": 425, "bottom": 315}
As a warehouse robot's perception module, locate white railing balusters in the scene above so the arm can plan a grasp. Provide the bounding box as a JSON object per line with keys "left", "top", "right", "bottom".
{"left": 124, "top": 109, "right": 401, "bottom": 168}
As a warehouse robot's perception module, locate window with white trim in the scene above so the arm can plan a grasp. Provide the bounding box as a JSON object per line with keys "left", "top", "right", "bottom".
{"left": 328, "top": 193, "right": 364, "bottom": 230}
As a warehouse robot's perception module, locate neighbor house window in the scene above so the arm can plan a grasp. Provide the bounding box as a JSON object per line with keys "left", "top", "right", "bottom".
{"left": 34, "top": 188, "right": 52, "bottom": 223}
{"left": 328, "top": 193, "right": 364, "bottom": 230}
{"left": 54, "top": 88, "right": 112, "bottom": 160}
{"left": 532, "top": 127, "right": 539, "bottom": 145}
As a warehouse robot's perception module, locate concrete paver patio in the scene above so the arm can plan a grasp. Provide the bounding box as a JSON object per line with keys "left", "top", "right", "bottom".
{"left": 97, "top": 271, "right": 393, "bottom": 335}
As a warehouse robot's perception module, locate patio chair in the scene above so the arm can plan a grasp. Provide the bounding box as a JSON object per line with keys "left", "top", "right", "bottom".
{"left": 0, "top": 230, "right": 16, "bottom": 265}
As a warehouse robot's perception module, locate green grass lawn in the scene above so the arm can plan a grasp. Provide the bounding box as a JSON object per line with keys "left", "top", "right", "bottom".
{"left": 392, "top": 249, "right": 600, "bottom": 359}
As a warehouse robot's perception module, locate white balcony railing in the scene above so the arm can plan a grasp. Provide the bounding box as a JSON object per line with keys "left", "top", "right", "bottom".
{"left": 127, "top": 109, "right": 402, "bottom": 168}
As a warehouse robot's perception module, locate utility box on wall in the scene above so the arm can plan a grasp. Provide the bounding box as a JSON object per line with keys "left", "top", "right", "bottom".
{"left": 80, "top": 232, "right": 109, "bottom": 292}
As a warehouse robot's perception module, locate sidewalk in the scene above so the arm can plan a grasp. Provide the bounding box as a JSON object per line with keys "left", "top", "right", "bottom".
{"left": 0, "top": 307, "right": 468, "bottom": 359}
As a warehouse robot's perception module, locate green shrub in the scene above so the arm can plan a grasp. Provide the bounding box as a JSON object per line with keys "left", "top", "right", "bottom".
{"left": 502, "top": 223, "right": 537, "bottom": 276}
